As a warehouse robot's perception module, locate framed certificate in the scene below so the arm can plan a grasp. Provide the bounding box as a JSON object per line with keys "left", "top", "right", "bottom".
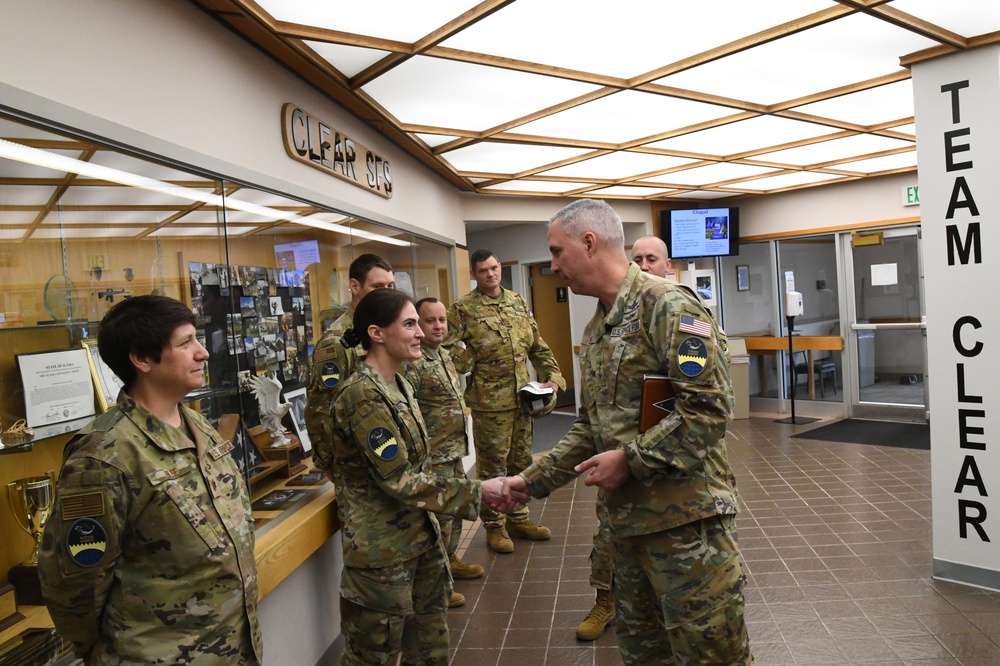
{"left": 283, "top": 387, "right": 311, "bottom": 454}
{"left": 82, "top": 339, "right": 125, "bottom": 412}
{"left": 15, "top": 348, "right": 96, "bottom": 427}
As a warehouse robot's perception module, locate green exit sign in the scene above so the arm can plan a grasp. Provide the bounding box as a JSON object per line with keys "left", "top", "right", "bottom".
{"left": 901, "top": 185, "right": 920, "bottom": 206}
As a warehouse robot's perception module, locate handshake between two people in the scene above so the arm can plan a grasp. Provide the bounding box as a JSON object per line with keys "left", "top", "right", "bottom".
{"left": 479, "top": 449, "right": 631, "bottom": 513}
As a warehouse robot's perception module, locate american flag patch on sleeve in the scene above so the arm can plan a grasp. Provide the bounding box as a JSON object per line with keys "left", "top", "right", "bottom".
{"left": 679, "top": 315, "right": 711, "bottom": 338}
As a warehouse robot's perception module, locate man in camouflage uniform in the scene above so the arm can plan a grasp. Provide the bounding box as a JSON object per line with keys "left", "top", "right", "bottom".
{"left": 38, "top": 295, "right": 262, "bottom": 665}
{"left": 306, "top": 253, "right": 393, "bottom": 480}
{"left": 444, "top": 249, "right": 566, "bottom": 553}
{"left": 576, "top": 233, "right": 675, "bottom": 641}
{"left": 505, "top": 199, "right": 754, "bottom": 665}
{"left": 403, "top": 298, "right": 486, "bottom": 608}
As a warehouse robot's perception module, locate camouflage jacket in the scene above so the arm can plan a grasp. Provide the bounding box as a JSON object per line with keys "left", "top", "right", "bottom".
{"left": 38, "top": 393, "right": 262, "bottom": 665}
{"left": 402, "top": 345, "right": 469, "bottom": 464}
{"left": 444, "top": 286, "right": 565, "bottom": 412}
{"left": 307, "top": 306, "right": 361, "bottom": 471}
{"left": 521, "top": 264, "right": 740, "bottom": 537}
{"left": 332, "top": 362, "right": 481, "bottom": 568}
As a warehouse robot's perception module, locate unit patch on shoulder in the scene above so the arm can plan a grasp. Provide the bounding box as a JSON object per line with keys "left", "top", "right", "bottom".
{"left": 677, "top": 336, "right": 709, "bottom": 377}
{"left": 368, "top": 426, "right": 399, "bottom": 460}
{"left": 67, "top": 518, "right": 108, "bottom": 567}
{"left": 321, "top": 361, "right": 340, "bottom": 387}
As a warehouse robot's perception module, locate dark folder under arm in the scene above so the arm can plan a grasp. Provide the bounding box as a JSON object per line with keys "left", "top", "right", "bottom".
{"left": 639, "top": 374, "right": 675, "bottom": 433}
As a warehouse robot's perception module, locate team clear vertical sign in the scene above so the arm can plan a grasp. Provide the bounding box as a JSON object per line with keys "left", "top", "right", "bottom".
{"left": 914, "top": 45, "right": 1000, "bottom": 589}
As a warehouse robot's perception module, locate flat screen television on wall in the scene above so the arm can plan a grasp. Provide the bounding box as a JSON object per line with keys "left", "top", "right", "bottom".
{"left": 659, "top": 207, "right": 740, "bottom": 259}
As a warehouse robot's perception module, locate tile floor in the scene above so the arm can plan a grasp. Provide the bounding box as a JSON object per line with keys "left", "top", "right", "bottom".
{"left": 447, "top": 416, "right": 1000, "bottom": 665}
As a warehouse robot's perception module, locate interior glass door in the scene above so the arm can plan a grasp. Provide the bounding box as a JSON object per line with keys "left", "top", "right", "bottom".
{"left": 844, "top": 227, "right": 927, "bottom": 422}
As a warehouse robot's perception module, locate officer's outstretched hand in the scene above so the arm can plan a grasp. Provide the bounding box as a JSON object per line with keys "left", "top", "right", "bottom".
{"left": 482, "top": 477, "right": 530, "bottom": 513}
{"left": 575, "top": 450, "right": 630, "bottom": 490}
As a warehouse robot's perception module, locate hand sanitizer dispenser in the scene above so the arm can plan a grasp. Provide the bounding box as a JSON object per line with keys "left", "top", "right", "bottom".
{"left": 785, "top": 290, "right": 803, "bottom": 317}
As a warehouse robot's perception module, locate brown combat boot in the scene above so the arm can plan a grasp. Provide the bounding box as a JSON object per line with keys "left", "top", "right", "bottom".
{"left": 575, "top": 588, "right": 615, "bottom": 641}
{"left": 448, "top": 590, "right": 466, "bottom": 608}
{"left": 449, "top": 554, "right": 485, "bottom": 579}
{"left": 485, "top": 525, "right": 514, "bottom": 553}
{"left": 506, "top": 520, "right": 551, "bottom": 540}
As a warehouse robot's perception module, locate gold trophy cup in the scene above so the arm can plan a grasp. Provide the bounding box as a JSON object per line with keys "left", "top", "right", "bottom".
{"left": 6, "top": 472, "right": 55, "bottom": 605}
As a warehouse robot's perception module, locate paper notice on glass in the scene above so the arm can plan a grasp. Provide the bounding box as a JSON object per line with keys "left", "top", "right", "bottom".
{"left": 871, "top": 263, "right": 898, "bottom": 286}
{"left": 519, "top": 381, "right": 554, "bottom": 396}
{"left": 17, "top": 349, "right": 96, "bottom": 428}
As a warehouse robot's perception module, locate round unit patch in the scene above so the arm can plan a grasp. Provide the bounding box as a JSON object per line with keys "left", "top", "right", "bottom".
{"left": 368, "top": 426, "right": 399, "bottom": 460}
{"left": 676, "top": 336, "right": 709, "bottom": 377}
{"left": 67, "top": 517, "right": 109, "bottom": 567}
{"left": 321, "top": 361, "right": 340, "bottom": 387}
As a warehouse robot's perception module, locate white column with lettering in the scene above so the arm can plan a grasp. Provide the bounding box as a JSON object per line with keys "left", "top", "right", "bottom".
{"left": 913, "top": 44, "right": 1000, "bottom": 590}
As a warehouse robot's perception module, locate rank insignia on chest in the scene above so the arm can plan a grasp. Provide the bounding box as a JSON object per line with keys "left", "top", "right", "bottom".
{"left": 67, "top": 518, "right": 109, "bottom": 567}
{"left": 321, "top": 361, "right": 340, "bottom": 387}
{"left": 677, "top": 336, "right": 708, "bottom": 377}
{"left": 368, "top": 426, "right": 399, "bottom": 460}
{"left": 679, "top": 314, "right": 711, "bottom": 338}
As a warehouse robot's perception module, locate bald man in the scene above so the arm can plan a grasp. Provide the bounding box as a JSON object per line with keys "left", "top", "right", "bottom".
{"left": 631, "top": 235, "right": 671, "bottom": 278}
{"left": 576, "top": 234, "right": 673, "bottom": 641}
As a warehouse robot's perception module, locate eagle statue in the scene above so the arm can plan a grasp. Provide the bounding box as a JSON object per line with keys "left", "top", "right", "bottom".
{"left": 249, "top": 373, "right": 292, "bottom": 447}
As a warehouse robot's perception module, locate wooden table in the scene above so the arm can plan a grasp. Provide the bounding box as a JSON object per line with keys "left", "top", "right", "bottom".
{"left": 742, "top": 336, "right": 844, "bottom": 400}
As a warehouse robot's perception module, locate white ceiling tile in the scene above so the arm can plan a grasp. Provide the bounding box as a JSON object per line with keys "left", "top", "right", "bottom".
{"left": 515, "top": 90, "right": 733, "bottom": 144}
{"left": 440, "top": 142, "right": 592, "bottom": 174}
{"left": 30, "top": 227, "right": 142, "bottom": 239}
{"left": 586, "top": 185, "right": 676, "bottom": 197}
{"left": 361, "top": 56, "right": 600, "bottom": 131}
{"left": 736, "top": 171, "right": 845, "bottom": 191}
{"left": 415, "top": 133, "right": 461, "bottom": 148}
{"left": 890, "top": 0, "right": 1000, "bottom": 37}
{"left": 481, "top": 180, "right": 595, "bottom": 194}
{"left": 665, "top": 190, "right": 742, "bottom": 200}
{"left": 647, "top": 115, "right": 838, "bottom": 156}
{"left": 756, "top": 134, "right": 913, "bottom": 166}
{"left": 655, "top": 13, "right": 935, "bottom": 105}
{"left": 835, "top": 151, "right": 918, "bottom": 174}
{"left": 255, "top": 0, "right": 483, "bottom": 42}
{"left": 441, "top": 0, "right": 830, "bottom": 79}
{"left": 792, "top": 80, "right": 915, "bottom": 127}
{"left": 644, "top": 163, "right": 779, "bottom": 187}
{"left": 305, "top": 40, "right": 389, "bottom": 79}
{"left": 540, "top": 152, "right": 696, "bottom": 180}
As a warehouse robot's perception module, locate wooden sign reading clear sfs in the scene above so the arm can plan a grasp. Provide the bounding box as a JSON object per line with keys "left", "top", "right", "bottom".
{"left": 282, "top": 103, "right": 392, "bottom": 198}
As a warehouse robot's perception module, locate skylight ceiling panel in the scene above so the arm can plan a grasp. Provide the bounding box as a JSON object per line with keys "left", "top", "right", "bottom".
{"left": 654, "top": 13, "right": 936, "bottom": 105}
{"left": 360, "top": 57, "right": 600, "bottom": 132}
{"left": 440, "top": 0, "right": 830, "bottom": 79}
{"left": 540, "top": 152, "right": 696, "bottom": 180}
{"left": 39, "top": 210, "right": 165, "bottom": 225}
{"left": 174, "top": 211, "right": 266, "bottom": 224}
{"left": 227, "top": 188, "right": 308, "bottom": 209}
{"left": 0, "top": 211, "right": 37, "bottom": 225}
{"left": 890, "top": 0, "right": 1000, "bottom": 36}
{"left": 0, "top": 185, "right": 56, "bottom": 206}
{"left": 647, "top": 115, "right": 837, "bottom": 156}
{"left": 586, "top": 185, "right": 675, "bottom": 198}
{"left": 737, "top": 171, "right": 844, "bottom": 191}
{"left": 305, "top": 40, "right": 390, "bottom": 79}
{"left": 254, "top": 0, "right": 482, "bottom": 42}
{"left": 89, "top": 151, "right": 205, "bottom": 183}
{"left": 150, "top": 227, "right": 232, "bottom": 237}
{"left": 59, "top": 185, "right": 201, "bottom": 208}
{"left": 306, "top": 211, "right": 352, "bottom": 225}
{"left": 836, "top": 151, "right": 918, "bottom": 174}
{"left": 31, "top": 227, "right": 141, "bottom": 239}
{"left": 644, "top": 163, "right": 778, "bottom": 187}
{"left": 756, "top": 134, "right": 912, "bottom": 166}
{"left": 0, "top": 229, "right": 27, "bottom": 239}
{"left": 664, "top": 190, "right": 741, "bottom": 200}
{"left": 416, "top": 133, "right": 461, "bottom": 149}
{"left": 515, "top": 91, "right": 733, "bottom": 145}
{"left": 481, "top": 180, "right": 596, "bottom": 194}
{"left": 792, "top": 80, "right": 914, "bottom": 127}
{"left": 440, "top": 142, "right": 593, "bottom": 175}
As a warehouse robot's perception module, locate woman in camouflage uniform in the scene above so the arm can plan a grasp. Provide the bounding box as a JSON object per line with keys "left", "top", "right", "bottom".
{"left": 331, "top": 289, "right": 522, "bottom": 665}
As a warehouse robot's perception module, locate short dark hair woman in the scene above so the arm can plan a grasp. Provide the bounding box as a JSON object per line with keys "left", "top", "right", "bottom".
{"left": 331, "top": 289, "right": 521, "bottom": 665}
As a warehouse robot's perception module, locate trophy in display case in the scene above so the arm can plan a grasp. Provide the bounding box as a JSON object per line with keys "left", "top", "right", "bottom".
{"left": 6, "top": 472, "right": 55, "bottom": 606}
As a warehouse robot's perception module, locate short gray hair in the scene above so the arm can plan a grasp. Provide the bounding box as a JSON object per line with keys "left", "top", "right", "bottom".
{"left": 549, "top": 199, "right": 624, "bottom": 250}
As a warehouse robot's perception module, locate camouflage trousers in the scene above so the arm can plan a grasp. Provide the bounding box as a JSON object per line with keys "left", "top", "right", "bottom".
{"left": 612, "top": 515, "right": 754, "bottom": 666}
{"left": 471, "top": 408, "right": 532, "bottom": 528}
{"left": 430, "top": 457, "right": 466, "bottom": 556}
{"left": 338, "top": 545, "right": 451, "bottom": 666}
{"left": 589, "top": 497, "right": 614, "bottom": 590}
